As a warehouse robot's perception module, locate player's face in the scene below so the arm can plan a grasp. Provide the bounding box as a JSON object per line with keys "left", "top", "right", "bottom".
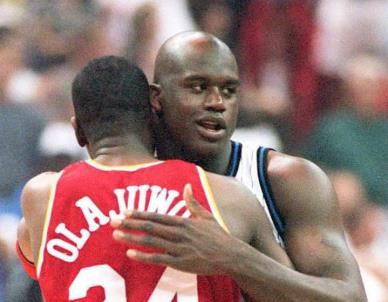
{"left": 158, "top": 53, "right": 240, "bottom": 157}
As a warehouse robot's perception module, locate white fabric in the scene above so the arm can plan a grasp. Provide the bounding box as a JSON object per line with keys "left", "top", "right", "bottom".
{"left": 234, "top": 142, "right": 283, "bottom": 245}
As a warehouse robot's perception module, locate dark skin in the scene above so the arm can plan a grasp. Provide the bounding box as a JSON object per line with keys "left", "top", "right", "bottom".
{"left": 113, "top": 31, "right": 367, "bottom": 301}
{"left": 150, "top": 31, "right": 239, "bottom": 168}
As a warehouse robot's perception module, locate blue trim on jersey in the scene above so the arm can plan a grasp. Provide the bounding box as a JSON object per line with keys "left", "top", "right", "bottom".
{"left": 257, "top": 147, "right": 285, "bottom": 239}
{"left": 226, "top": 141, "right": 242, "bottom": 177}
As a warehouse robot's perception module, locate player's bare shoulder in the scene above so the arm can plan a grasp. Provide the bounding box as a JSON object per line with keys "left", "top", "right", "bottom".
{"left": 267, "top": 150, "right": 326, "bottom": 181}
{"left": 266, "top": 150, "right": 339, "bottom": 225}
{"left": 21, "top": 171, "right": 61, "bottom": 220}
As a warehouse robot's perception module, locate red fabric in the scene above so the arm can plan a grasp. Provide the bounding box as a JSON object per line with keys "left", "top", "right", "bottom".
{"left": 38, "top": 160, "right": 241, "bottom": 302}
{"left": 16, "top": 241, "right": 37, "bottom": 280}
{"left": 239, "top": 1, "right": 318, "bottom": 138}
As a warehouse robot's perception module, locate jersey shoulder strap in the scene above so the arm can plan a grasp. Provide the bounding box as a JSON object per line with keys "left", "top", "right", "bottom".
{"left": 226, "top": 140, "right": 242, "bottom": 177}
{"left": 256, "top": 146, "right": 285, "bottom": 239}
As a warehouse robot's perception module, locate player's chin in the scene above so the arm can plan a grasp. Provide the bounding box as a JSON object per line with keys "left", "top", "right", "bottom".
{"left": 191, "top": 139, "right": 228, "bottom": 157}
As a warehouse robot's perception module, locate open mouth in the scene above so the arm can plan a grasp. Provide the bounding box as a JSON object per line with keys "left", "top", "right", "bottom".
{"left": 196, "top": 118, "right": 226, "bottom": 141}
{"left": 199, "top": 121, "right": 223, "bottom": 131}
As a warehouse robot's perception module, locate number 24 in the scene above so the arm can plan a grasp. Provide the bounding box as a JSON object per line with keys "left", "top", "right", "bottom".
{"left": 69, "top": 264, "right": 199, "bottom": 301}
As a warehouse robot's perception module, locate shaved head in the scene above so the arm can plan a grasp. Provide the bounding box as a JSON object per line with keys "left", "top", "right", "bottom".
{"left": 153, "top": 31, "right": 238, "bottom": 85}
{"left": 151, "top": 31, "right": 240, "bottom": 169}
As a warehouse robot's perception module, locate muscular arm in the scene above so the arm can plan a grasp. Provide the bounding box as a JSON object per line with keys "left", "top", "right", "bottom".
{"left": 215, "top": 153, "right": 366, "bottom": 302}
{"left": 240, "top": 151, "right": 366, "bottom": 302}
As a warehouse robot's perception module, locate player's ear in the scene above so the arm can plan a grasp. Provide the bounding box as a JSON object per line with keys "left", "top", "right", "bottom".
{"left": 150, "top": 83, "right": 163, "bottom": 117}
{"left": 71, "top": 116, "right": 87, "bottom": 147}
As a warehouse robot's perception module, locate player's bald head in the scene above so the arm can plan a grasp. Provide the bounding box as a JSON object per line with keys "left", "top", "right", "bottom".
{"left": 153, "top": 31, "right": 238, "bottom": 85}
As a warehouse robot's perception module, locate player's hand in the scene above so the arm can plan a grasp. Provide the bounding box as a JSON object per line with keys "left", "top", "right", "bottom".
{"left": 111, "top": 184, "right": 242, "bottom": 275}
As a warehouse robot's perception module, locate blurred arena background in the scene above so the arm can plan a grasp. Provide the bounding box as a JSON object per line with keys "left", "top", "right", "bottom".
{"left": 0, "top": 0, "right": 387, "bottom": 301}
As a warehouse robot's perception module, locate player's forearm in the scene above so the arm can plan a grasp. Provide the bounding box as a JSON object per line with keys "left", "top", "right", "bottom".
{"left": 224, "top": 245, "right": 366, "bottom": 302}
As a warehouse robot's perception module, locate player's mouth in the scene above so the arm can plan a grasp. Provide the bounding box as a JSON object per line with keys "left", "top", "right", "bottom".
{"left": 196, "top": 117, "right": 226, "bottom": 141}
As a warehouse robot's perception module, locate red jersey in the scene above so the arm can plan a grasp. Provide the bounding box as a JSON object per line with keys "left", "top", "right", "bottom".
{"left": 36, "top": 159, "right": 241, "bottom": 302}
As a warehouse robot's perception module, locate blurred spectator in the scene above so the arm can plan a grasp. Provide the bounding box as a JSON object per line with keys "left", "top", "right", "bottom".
{"left": 125, "top": 3, "right": 158, "bottom": 80}
{"left": 238, "top": 1, "right": 318, "bottom": 148}
{"left": 23, "top": 0, "right": 100, "bottom": 72}
{"left": 314, "top": 0, "right": 388, "bottom": 114}
{"left": 0, "top": 26, "right": 45, "bottom": 202}
{"left": 315, "top": 0, "right": 388, "bottom": 76}
{"left": 188, "top": 0, "right": 235, "bottom": 49}
{"left": 341, "top": 55, "right": 388, "bottom": 118}
{"left": 5, "top": 1, "right": 110, "bottom": 107}
{"left": 97, "top": 0, "right": 196, "bottom": 73}
{"left": 305, "top": 54, "right": 388, "bottom": 207}
{"left": 187, "top": 0, "right": 252, "bottom": 51}
{"left": 0, "top": 24, "right": 45, "bottom": 302}
{"left": 330, "top": 170, "right": 388, "bottom": 302}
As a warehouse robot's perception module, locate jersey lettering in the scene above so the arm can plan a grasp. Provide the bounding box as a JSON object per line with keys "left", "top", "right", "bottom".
{"left": 55, "top": 223, "right": 89, "bottom": 249}
{"left": 75, "top": 196, "right": 110, "bottom": 232}
{"left": 148, "top": 185, "right": 180, "bottom": 214}
{"left": 47, "top": 238, "right": 79, "bottom": 262}
{"left": 46, "top": 184, "right": 189, "bottom": 262}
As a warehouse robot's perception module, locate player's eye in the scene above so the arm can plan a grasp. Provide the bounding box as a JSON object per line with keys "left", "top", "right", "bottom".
{"left": 192, "top": 83, "right": 207, "bottom": 93}
{"left": 222, "top": 86, "right": 237, "bottom": 97}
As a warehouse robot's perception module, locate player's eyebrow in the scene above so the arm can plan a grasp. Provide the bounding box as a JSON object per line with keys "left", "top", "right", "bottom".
{"left": 224, "top": 79, "right": 240, "bottom": 86}
{"left": 183, "top": 75, "right": 240, "bottom": 86}
{"left": 183, "top": 75, "right": 207, "bottom": 83}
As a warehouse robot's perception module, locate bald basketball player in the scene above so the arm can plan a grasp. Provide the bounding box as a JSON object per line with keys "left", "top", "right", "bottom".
{"left": 113, "top": 32, "right": 367, "bottom": 301}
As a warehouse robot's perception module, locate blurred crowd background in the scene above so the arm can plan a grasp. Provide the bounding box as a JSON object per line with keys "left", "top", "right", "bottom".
{"left": 0, "top": 0, "right": 387, "bottom": 301}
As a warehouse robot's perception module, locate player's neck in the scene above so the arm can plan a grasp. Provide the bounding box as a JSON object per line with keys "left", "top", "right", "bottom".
{"left": 191, "top": 143, "right": 232, "bottom": 175}
{"left": 89, "top": 135, "right": 157, "bottom": 166}
{"left": 157, "top": 141, "right": 232, "bottom": 175}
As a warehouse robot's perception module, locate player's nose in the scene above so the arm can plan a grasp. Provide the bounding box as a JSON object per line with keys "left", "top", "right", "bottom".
{"left": 204, "top": 87, "right": 226, "bottom": 112}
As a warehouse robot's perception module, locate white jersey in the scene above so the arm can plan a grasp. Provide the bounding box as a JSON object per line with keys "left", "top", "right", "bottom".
{"left": 227, "top": 141, "right": 285, "bottom": 246}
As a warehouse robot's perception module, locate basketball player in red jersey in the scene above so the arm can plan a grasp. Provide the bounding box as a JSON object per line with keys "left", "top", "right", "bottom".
{"left": 16, "top": 56, "right": 292, "bottom": 301}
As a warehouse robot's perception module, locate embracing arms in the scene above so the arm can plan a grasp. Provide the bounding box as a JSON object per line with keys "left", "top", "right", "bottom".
{"left": 111, "top": 154, "right": 367, "bottom": 302}
{"left": 111, "top": 174, "right": 296, "bottom": 302}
